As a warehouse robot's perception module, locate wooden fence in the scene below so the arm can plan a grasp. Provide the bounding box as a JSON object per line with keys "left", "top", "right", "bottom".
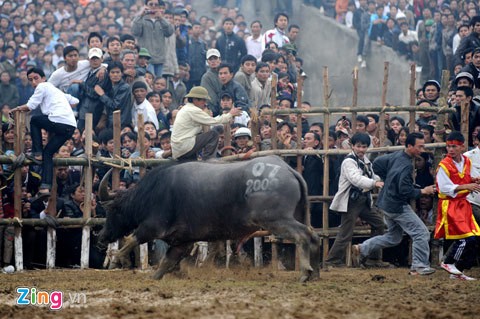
{"left": 0, "top": 65, "right": 461, "bottom": 272}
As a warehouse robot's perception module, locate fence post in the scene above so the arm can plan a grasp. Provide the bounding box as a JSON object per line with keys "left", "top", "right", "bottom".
{"left": 80, "top": 114, "right": 93, "bottom": 269}
{"left": 13, "top": 112, "right": 24, "bottom": 271}
{"left": 137, "top": 114, "right": 149, "bottom": 270}
{"left": 378, "top": 62, "right": 389, "bottom": 146}
{"left": 321, "top": 67, "right": 331, "bottom": 268}
{"left": 351, "top": 67, "right": 358, "bottom": 134}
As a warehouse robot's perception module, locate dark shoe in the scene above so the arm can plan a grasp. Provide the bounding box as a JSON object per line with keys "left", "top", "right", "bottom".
{"left": 26, "top": 154, "right": 43, "bottom": 165}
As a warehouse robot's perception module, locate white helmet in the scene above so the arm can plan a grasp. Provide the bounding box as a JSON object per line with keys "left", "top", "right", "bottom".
{"left": 234, "top": 127, "right": 252, "bottom": 139}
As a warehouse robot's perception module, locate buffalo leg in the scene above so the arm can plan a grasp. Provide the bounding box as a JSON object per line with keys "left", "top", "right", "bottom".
{"left": 153, "top": 243, "right": 192, "bottom": 280}
{"left": 265, "top": 220, "right": 320, "bottom": 282}
{"left": 115, "top": 234, "right": 138, "bottom": 268}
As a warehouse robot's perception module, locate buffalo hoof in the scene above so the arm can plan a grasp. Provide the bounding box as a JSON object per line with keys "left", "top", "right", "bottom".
{"left": 299, "top": 269, "right": 313, "bottom": 283}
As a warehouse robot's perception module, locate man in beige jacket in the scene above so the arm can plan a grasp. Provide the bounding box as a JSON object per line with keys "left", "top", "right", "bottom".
{"left": 171, "top": 86, "right": 241, "bottom": 160}
{"left": 326, "top": 132, "right": 387, "bottom": 268}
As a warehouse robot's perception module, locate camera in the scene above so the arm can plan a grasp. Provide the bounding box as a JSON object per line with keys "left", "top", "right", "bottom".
{"left": 145, "top": 9, "right": 155, "bottom": 15}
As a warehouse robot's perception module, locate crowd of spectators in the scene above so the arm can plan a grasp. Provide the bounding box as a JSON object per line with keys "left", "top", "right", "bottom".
{"left": 0, "top": 0, "right": 478, "bottom": 272}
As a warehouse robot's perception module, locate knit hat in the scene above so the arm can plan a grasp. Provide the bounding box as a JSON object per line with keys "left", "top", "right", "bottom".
{"left": 132, "top": 81, "right": 148, "bottom": 92}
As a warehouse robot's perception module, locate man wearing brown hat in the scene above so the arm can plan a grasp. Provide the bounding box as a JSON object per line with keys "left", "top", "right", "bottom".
{"left": 171, "top": 86, "right": 241, "bottom": 160}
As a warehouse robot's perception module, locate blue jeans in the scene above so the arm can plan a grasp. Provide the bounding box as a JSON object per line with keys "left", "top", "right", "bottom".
{"left": 67, "top": 83, "right": 82, "bottom": 117}
{"left": 152, "top": 63, "right": 164, "bottom": 77}
{"left": 359, "top": 205, "right": 431, "bottom": 270}
{"left": 30, "top": 115, "right": 76, "bottom": 189}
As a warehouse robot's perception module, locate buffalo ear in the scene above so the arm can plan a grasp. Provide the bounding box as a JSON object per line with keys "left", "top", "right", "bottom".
{"left": 99, "top": 169, "right": 116, "bottom": 202}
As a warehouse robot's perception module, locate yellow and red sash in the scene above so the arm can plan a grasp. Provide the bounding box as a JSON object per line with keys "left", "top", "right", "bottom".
{"left": 434, "top": 156, "right": 480, "bottom": 239}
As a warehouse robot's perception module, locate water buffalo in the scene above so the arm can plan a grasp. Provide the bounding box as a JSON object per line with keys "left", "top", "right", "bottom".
{"left": 98, "top": 156, "right": 320, "bottom": 282}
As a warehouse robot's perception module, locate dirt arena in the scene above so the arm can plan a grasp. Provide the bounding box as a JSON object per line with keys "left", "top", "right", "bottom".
{"left": 0, "top": 264, "right": 479, "bottom": 319}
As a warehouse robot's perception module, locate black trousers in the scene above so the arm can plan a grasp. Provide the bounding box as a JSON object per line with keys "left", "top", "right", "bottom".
{"left": 30, "top": 115, "right": 75, "bottom": 189}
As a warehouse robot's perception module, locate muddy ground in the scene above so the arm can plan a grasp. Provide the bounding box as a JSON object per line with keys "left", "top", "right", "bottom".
{"left": 0, "top": 265, "right": 479, "bottom": 319}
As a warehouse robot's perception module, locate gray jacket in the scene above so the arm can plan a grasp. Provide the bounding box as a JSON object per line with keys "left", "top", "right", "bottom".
{"left": 132, "top": 16, "right": 174, "bottom": 64}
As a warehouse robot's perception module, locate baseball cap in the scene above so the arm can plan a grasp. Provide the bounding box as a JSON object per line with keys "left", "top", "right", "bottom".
{"left": 88, "top": 48, "right": 103, "bottom": 59}
{"left": 206, "top": 48, "right": 221, "bottom": 59}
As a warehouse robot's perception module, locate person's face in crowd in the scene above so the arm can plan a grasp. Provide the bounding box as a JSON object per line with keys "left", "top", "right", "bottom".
{"left": 122, "top": 135, "right": 137, "bottom": 152}
{"left": 71, "top": 186, "right": 86, "bottom": 204}
{"left": 192, "top": 97, "right": 207, "bottom": 109}
{"left": 122, "top": 52, "right": 136, "bottom": 69}
{"left": 138, "top": 56, "right": 150, "bottom": 67}
{"left": 275, "top": 15, "right": 288, "bottom": 31}
{"left": 356, "top": 121, "right": 367, "bottom": 133}
{"left": 421, "top": 128, "right": 432, "bottom": 143}
{"left": 108, "top": 67, "right": 123, "bottom": 84}
{"left": 89, "top": 36, "right": 102, "bottom": 49}
{"left": 133, "top": 88, "right": 147, "bottom": 104}
{"left": 173, "top": 15, "right": 182, "bottom": 27}
{"left": 455, "top": 89, "right": 472, "bottom": 106}
{"left": 459, "top": 26, "right": 470, "bottom": 38}
{"left": 303, "top": 132, "right": 319, "bottom": 149}
{"left": 397, "top": 129, "right": 408, "bottom": 145}
{"left": 145, "top": 72, "right": 154, "bottom": 87}
{"left": 148, "top": 94, "right": 162, "bottom": 112}
{"left": 268, "top": 42, "right": 278, "bottom": 52}
{"left": 223, "top": 20, "right": 234, "bottom": 34}
{"left": 207, "top": 55, "right": 221, "bottom": 69}
{"left": 192, "top": 24, "right": 202, "bottom": 38}
{"left": 390, "top": 119, "right": 403, "bottom": 134}
{"left": 64, "top": 139, "right": 74, "bottom": 154}
{"left": 473, "top": 52, "right": 480, "bottom": 68}
{"left": 5, "top": 47, "right": 14, "bottom": 60}
{"left": 407, "top": 137, "right": 425, "bottom": 157}
{"left": 154, "top": 78, "right": 167, "bottom": 91}
{"left": 465, "top": 51, "right": 473, "bottom": 64}
{"left": 0, "top": 72, "right": 10, "bottom": 84}
{"left": 278, "top": 75, "right": 289, "bottom": 87}
{"left": 164, "top": 13, "right": 174, "bottom": 24}
{"left": 108, "top": 39, "right": 122, "bottom": 55}
{"left": 251, "top": 22, "right": 262, "bottom": 37}
{"left": 242, "top": 60, "right": 256, "bottom": 75}
{"left": 64, "top": 50, "right": 79, "bottom": 68}
{"left": 309, "top": 125, "right": 323, "bottom": 138}
{"left": 419, "top": 195, "right": 433, "bottom": 210}
{"left": 401, "top": 23, "right": 409, "bottom": 34}
{"left": 424, "top": 85, "right": 439, "bottom": 100}
{"left": 161, "top": 92, "right": 173, "bottom": 108}
{"left": 278, "top": 99, "right": 292, "bottom": 109}
{"left": 366, "top": 117, "right": 377, "bottom": 134}
{"left": 457, "top": 78, "right": 472, "bottom": 87}
{"left": 144, "top": 123, "right": 157, "bottom": 140}
{"left": 218, "top": 67, "right": 233, "bottom": 85}
{"left": 288, "top": 27, "right": 299, "bottom": 42}
{"left": 446, "top": 141, "right": 464, "bottom": 160}
{"left": 89, "top": 56, "right": 102, "bottom": 69}
{"left": 4, "top": 128, "right": 14, "bottom": 144}
{"left": 235, "top": 135, "right": 250, "bottom": 149}
{"left": 447, "top": 14, "right": 455, "bottom": 27}
{"left": 72, "top": 128, "right": 82, "bottom": 144}
{"left": 122, "top": 39, "right": 135, "bottom": 50}
{"left": 24, "top": 135, "right": 32, "bottom": 150}
{"left": 56, "top": 167, "right": 69, "bottom": 181}
{"left": 474, "top": 22, "right": 480, "bottom": 35}
{"left": 260, "top": 124, "right": 272, "bottom": 139}
{"left": 415, "top": 155, "right": 426, "bottom": 170}
{"left": 57, "top": 145, "right": 70, "bottom": 158}
{"left": 27, "top": 71, "right": 46, "bottom": 89}
{"left": 352, "top": 142, "right": 368, "bottom": 160}
{"left": 220, "top": 97, "right": 233, "bottom": 110}
{"left": 160, "top": 137, "right": 171, "bottom": 151}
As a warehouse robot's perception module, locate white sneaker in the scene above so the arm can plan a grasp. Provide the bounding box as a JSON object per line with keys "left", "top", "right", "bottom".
{"left": 361, "top": 60, "right": 367, "bottom": 68}
{"left": 441, "top": 262, "right": 463, "bottom": 275}
{"left": 357, "top": 55, "right": 362, "bottom": 63}
{"left": 450, "top": 273, "right": 476, "bottom": 281}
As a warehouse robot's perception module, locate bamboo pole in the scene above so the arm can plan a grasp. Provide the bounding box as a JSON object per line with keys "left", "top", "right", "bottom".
{"left": 322, "top": 66, "right": 330, "bottom": 269}
{"left": 460, "top": 100, "right": 469, "bottom": 145}
{"left": 270, "top": 73, "right": 278, "bottom": 150}
{"left": 46, "top": 173, "right": 58, "bottom": 269}
{"left": 81, "top": 114, "right": 93, "bottom": 269}
{"left": 259, "top": 105, "right": 453, "bottom": 115}
{"left": 112, "top": 110, "right": 121, "bottom": 190}
{"left": 296, "top": 74, "right": 304, "bottom": 173}
{"left": 137, "top": 114, "right": 149, "bottom": 270}
{"left": 379, "top": 62, "right": 389, "bottom": 146}
{"left": 13, "top": 112, "right": 24, "bottom": 271}
{"left": 409, "top": 63, "right": 416, "bottom": 133}
{"left": 351, "top": 67, "right": 359, "bottom": 133}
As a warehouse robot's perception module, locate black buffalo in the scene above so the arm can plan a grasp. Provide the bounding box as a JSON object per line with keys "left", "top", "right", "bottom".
{"left": 98, "top": 156, "right": 320, "bottom": 282}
